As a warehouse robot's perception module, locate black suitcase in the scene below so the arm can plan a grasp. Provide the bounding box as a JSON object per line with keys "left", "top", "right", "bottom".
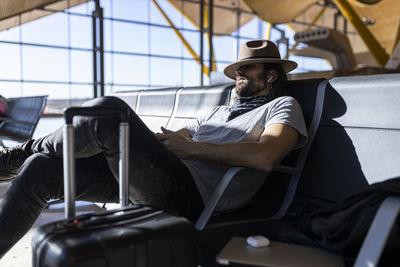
{"left": 32, "top": 107, "right": 197, "bottom": 267}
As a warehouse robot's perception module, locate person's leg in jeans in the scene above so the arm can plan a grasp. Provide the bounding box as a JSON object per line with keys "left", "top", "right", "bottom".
{"left": 0, "top": 96, "right": 203, "bottom": 256}
{"left": 0, "top": 153, "right": 119, "bottom": 257}
{"left": 31, "top": 96, "right": 203, "bottom": 219}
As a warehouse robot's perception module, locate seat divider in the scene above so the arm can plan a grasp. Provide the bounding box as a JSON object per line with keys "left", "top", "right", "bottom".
{"left": 354, "top": 196, "right": 400, "bottom": 267}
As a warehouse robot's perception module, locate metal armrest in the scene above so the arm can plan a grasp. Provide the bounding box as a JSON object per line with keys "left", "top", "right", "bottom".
{"left": 354, "top": 195, "right": 400, "bottom": 267}
{"left": 195, "top": 165, "right": 300, "bottom": 230}
{"left": 195, "top": 167, "right": 247, "bottom": 230}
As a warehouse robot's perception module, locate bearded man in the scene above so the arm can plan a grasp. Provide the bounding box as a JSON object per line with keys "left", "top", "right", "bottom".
{"left": 0, "top": 40, "right": 307, "bottom": 257}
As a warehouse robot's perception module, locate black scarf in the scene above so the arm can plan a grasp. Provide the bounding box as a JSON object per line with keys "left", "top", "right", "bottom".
{"left": 227, "top": 95, "right": 274, "bottom": 122}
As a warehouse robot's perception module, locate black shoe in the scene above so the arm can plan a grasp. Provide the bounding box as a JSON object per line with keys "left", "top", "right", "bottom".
{"left": 0, "top": 141, "right": 31, "bottom": 182}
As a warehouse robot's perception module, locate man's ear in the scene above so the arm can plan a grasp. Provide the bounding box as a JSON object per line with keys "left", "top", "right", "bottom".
{"left": 266, "top": 69, "right": 279, "bottom": 84}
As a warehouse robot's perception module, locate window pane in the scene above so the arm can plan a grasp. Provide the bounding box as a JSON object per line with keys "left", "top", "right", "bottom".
{"left": 151, "top": 27, "right": 182, "bottom": 57}
{"left": 150, "top": 0, "right": 169, "bottom": 26}
{"left": 114, "top": 54, "right": 149, "bottom": 85}
{"left": 70, "top": 15, "right": 92, "bottom": 49}
{"left": 22, "top": 46, "right": 69, "bottom": 82}
{"left": 150, "top": 57, "right": 181, "bottom": 86}
{"left": 113, "top": 0, "right": 149, "bottom": 22}
{"left": 23, "top": 82, "right": 69, "bottom": 98}
{"left": 240, "top": 18, "right": 259, "bottom": 39}
{"left": 105, "top": 52, "right": 113, "bottom": 85}
{"left": 0, "top": 27, "right": 19, "bottom": 42}
{"left": 101, "top": 0, "right": 112, "bottom": 17}
{"left": 68, "top": 2, "right": 94, "bottom": 15}
{"left": 104, "top": 19, "right": 112, "bottom": 51}
{"left": 214, "top": 36, "right": 235, "bottom": 62}
{"left": 113, "top": 21, "right": 149, "bottom": 53}
{"left": 70, "top": 84, "right": 92, "bottom": 98}
{"left": 214, "top": 63, "right": 233, "bottom": 84}
{"left": 183, "top": 60, "right": 200, "bottom": 86}
{"left": 0, "top": 43, "right": 20, "bottom": 80}
{"left": 21, "top": 13, "right": 68, "bottom": 46}
{"left": 0, "top": 82, "right": 22, "bottom": 97}
{"left": 71, "top": 50, "right": 92, "bottom": 83}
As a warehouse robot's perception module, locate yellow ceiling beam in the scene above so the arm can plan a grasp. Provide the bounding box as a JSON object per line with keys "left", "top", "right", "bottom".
{"left": 152, "top": 0, "right": 210, "bottom": 76}
{"left": 266, "top": 22, "right": 271, "bottom": 40}
{"left": 333, "top": 0, "right": 389, "bottom": 66}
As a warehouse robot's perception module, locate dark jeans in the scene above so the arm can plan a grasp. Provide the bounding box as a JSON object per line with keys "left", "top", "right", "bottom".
{"left": 0, "top": 96, "right": 203, "bottom": 257}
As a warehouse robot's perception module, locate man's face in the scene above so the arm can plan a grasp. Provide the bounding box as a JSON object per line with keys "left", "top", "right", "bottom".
{"left": 235, "top": 63, "right": 267, "bottom": 97}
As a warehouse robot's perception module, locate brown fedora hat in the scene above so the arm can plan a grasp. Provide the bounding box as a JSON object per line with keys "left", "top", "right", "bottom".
{"left": 224, "top": 40, "right": 297, "bottom": 79}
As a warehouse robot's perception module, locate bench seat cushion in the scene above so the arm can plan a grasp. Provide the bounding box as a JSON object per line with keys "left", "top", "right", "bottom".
{"left": 298, "top": 74, "right": 400, "bottom": 202}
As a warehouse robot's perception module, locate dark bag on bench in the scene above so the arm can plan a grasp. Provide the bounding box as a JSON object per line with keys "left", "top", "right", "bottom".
{"left": 280, "top": 177, "right": 400, "bottom": 255}
{"left": 31, "top": 107, "right": 197, "bottom": 267}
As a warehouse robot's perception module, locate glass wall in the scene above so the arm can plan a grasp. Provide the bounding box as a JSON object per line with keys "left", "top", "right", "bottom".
{"left": 0, "top": 2, "right": 94, "bottom": 99}
{"left": 0, "top": 0, "right": 331, "bottom": 100}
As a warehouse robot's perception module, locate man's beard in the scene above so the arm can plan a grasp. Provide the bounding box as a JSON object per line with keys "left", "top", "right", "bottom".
{"left": 236, "top": 76, "right": 267, "bottom": 97}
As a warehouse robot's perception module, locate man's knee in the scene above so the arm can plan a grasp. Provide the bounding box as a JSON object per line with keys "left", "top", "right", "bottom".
{"left": 82, "top": 96, "right": 129, "bottom": 109}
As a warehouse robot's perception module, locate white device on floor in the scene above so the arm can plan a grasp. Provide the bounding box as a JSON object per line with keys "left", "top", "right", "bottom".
{"left": 246, "top": 235, "right": 271, "bottom": 248}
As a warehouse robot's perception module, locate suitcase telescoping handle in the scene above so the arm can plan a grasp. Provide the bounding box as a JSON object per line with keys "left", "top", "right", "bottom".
{"left": 63, "top": 106, "right": 130, "bottom": 219}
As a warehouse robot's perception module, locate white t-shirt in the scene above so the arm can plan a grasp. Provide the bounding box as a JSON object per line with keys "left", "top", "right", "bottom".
{"left": 182, "top": 96, "right": 308, "bottom": 211}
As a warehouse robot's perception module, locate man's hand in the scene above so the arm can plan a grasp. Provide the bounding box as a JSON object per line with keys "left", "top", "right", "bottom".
{"left": 155, "top": 127, "right": 193, "bottom": 158}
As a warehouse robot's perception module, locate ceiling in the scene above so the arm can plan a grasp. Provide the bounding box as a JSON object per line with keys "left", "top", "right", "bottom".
{"left": 0, "top": 0, "right": 90, "bottom": 32}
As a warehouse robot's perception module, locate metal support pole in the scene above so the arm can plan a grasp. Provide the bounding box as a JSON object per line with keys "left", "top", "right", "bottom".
{"left": 334, "top": 11, "right": 347, "bottom": 34}
{"left": 63, "top": 125, "right": 76, "bottom": 219}
{"left": 119, "top": 122, "right": 129, "bottom": 207}
{"left": 92, "top": 0, "right": 104, "bottom": 98}
{"left": 234, "top": 9, "right": 241, "bottom": 60}
{"left": 334, "top": 11, "right": 339, "bottom": 31}
{"left": 208, "top": 0, "right": 213, "bottom": 78}
{"left": 200, "top": 0, "right": 204, "bottom": 86}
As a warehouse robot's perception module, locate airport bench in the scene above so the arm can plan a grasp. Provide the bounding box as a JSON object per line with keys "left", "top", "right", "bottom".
{"left": 114, "top": 73, "right": 400, "bottom": 266}
{"left": 0, "top": 95, "right": 47, "bottom": 147}
{"left": 114, "top": 77, "right": 325, "bottom": 224}
{"left": 113, "top": 78, "right": 326, "bottom": 263}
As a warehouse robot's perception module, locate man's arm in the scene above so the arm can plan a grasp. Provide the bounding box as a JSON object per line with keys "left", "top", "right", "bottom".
{"left": 157, "top": 124, "right": 298, "bottom": 172}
